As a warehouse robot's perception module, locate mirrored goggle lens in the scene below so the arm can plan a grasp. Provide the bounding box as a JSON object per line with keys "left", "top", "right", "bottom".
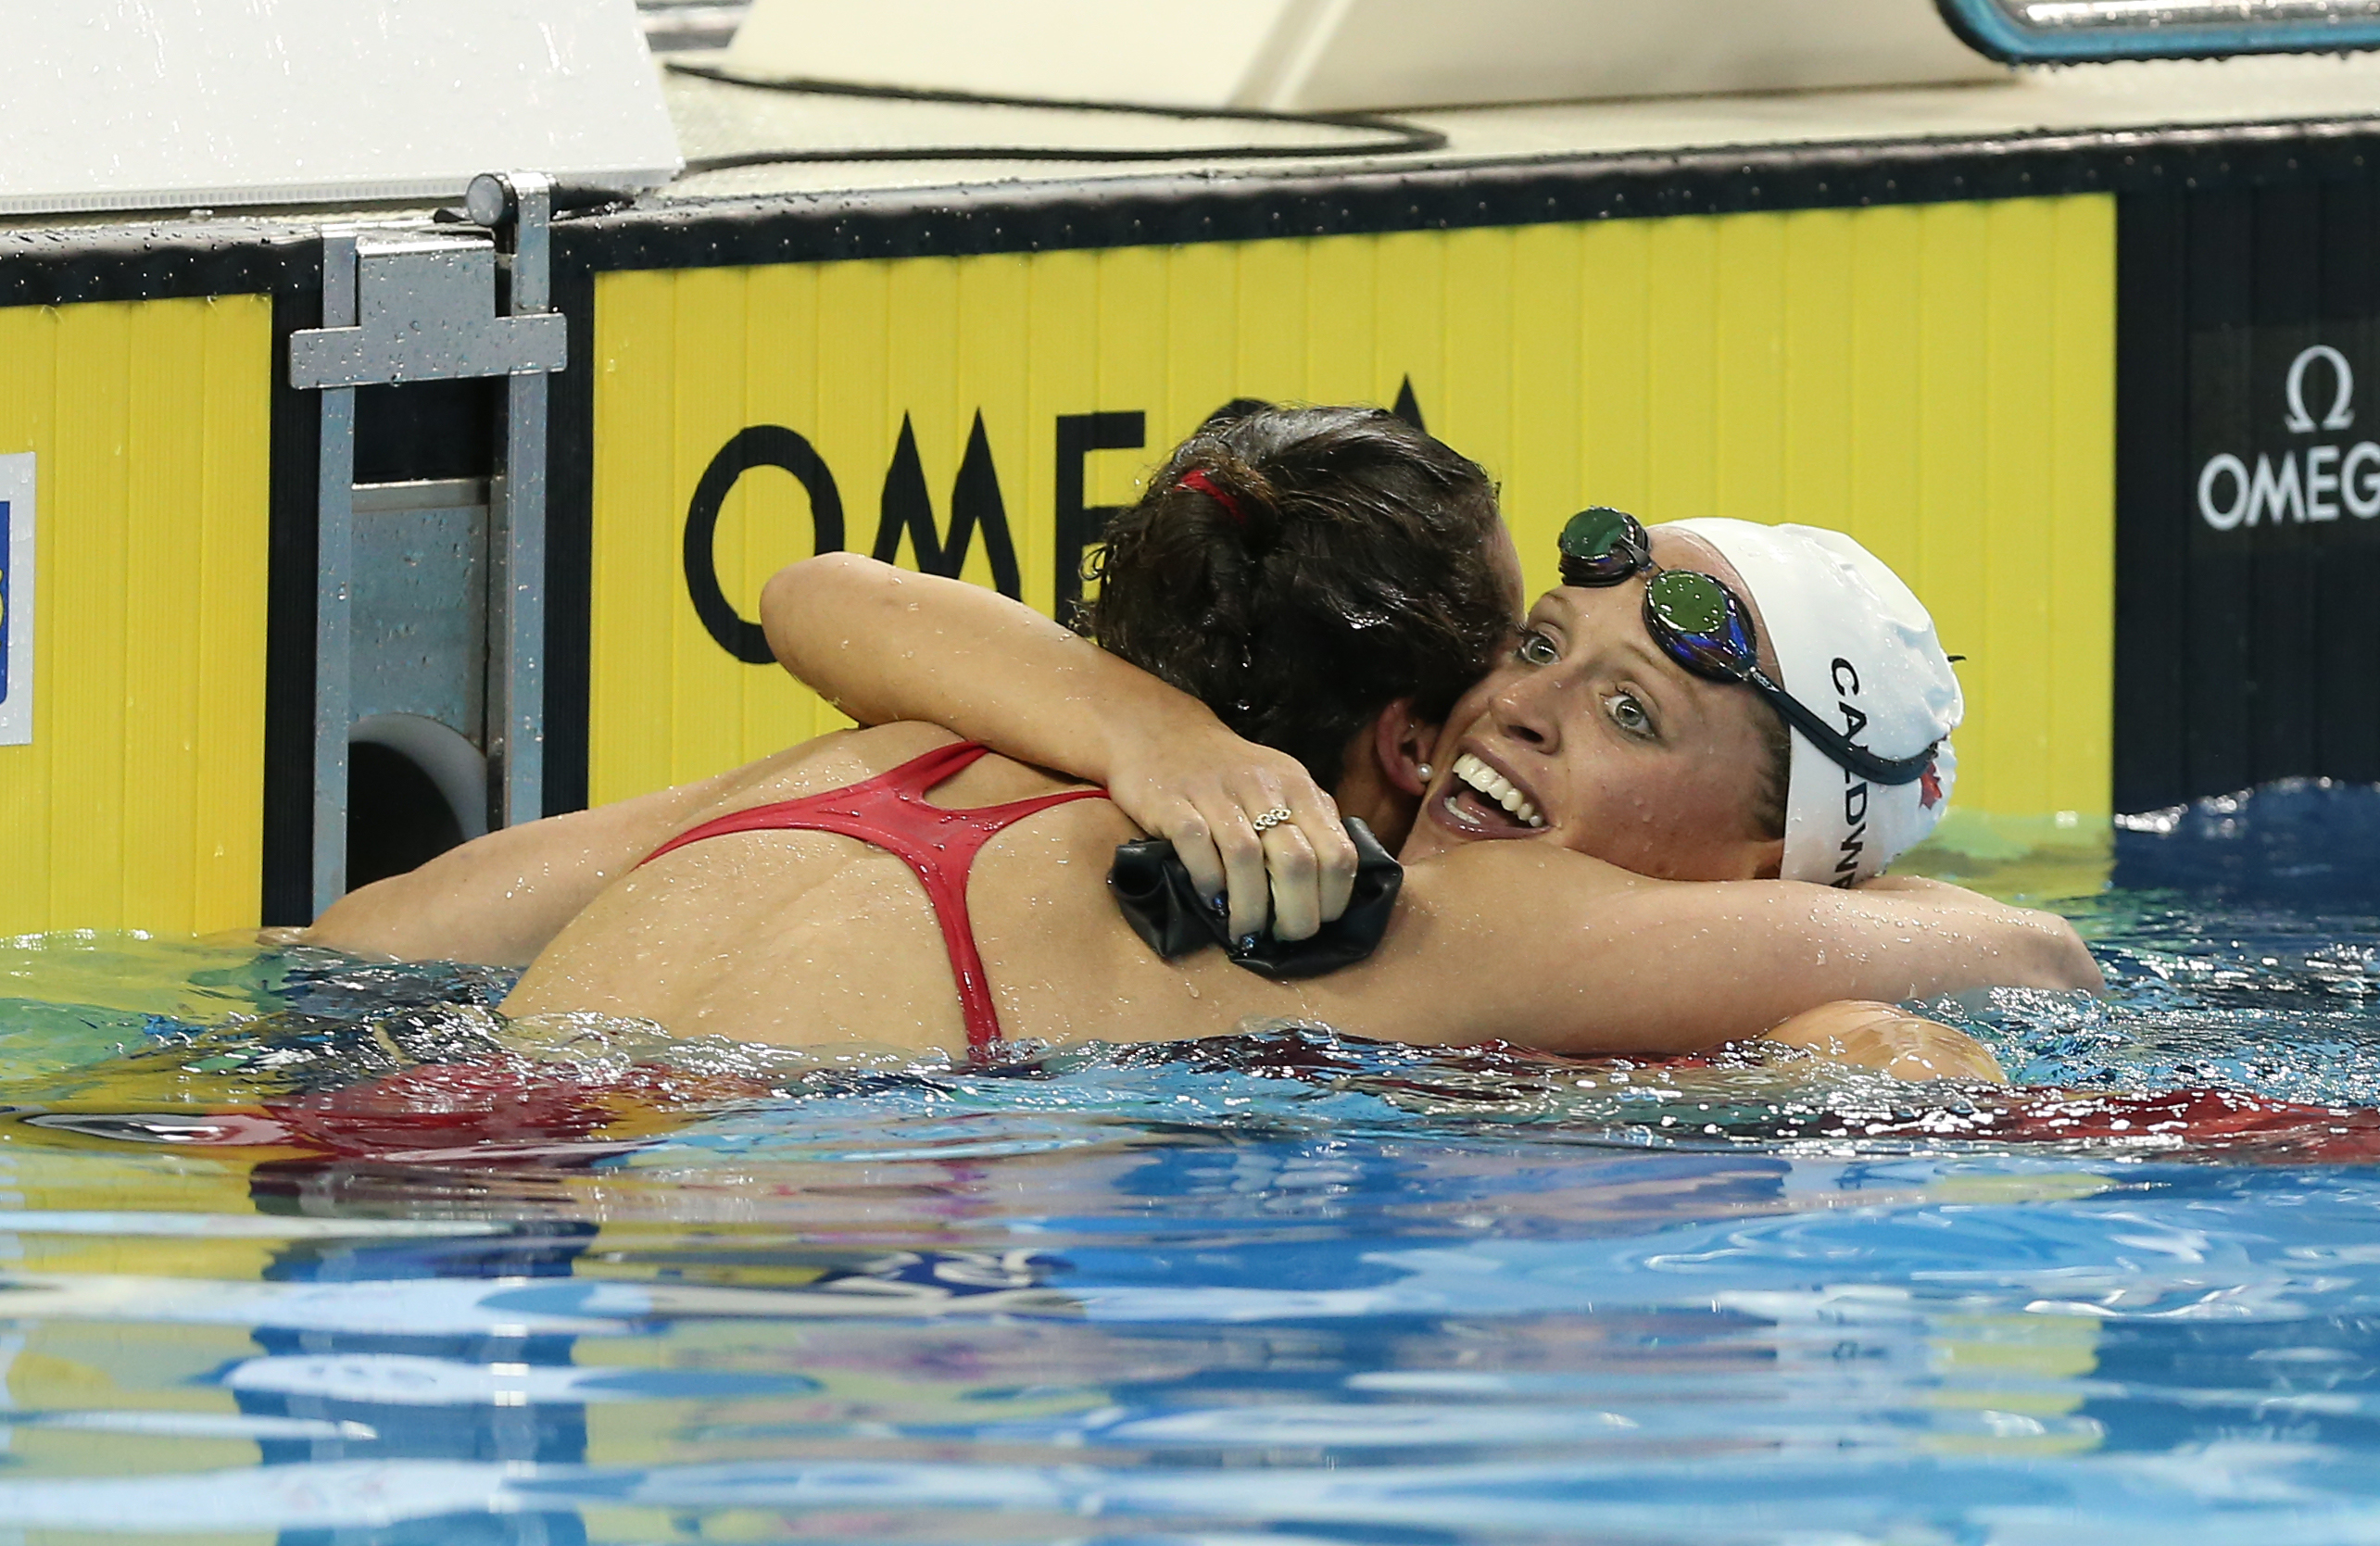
{"left": 1644, "top": 570, "right": 1756, "bottom": 679}
{"left": 1557, "top": 507, "right": 1646, "bottom": 584}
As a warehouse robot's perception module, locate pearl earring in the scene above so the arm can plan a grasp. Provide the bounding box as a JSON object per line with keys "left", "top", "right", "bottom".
{"left": 1416, "top": 763, "right": 1434, "bottom": 783}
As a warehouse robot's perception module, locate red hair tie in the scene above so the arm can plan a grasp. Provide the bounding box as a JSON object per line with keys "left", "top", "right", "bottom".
{"left": 1177, "top": 468, "right": 1248, "bottom": 527}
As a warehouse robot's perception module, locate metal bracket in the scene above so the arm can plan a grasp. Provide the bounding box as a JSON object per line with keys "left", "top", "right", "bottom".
{"left": 290, "top": 238, "right": 565, "bottom": 389}
{"left": 291, "top": 170, "right": 560, "bottom": 919}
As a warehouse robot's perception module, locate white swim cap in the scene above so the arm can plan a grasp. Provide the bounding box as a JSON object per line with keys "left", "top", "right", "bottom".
{"left": 1663, "top": 519, "right": 1961, "bottom": 886}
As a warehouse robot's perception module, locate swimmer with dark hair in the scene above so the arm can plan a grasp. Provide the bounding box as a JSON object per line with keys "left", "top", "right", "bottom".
{"left": 311, "top": 405, "right": 2090, "bottom": 1071}
{"left": 309, "top": 405, "right": 1515, "bottom": 961}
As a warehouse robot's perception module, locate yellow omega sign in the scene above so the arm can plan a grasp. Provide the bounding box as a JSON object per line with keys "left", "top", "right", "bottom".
{"left": 588, "top": 195, "right": 2115, "bottom": 827}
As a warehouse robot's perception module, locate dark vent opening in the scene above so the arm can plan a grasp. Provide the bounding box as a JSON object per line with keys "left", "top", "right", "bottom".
{"left": 346, "top": 742, "right": 465, "bottom": 889}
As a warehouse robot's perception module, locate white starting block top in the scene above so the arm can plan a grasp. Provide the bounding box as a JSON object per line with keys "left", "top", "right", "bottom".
{"left": 6, "top": 0, "right": 2380, "bottom": 224}
{"left": 656, "top": 46, "right": 2380, "bottom": 205}
{"left": 0, "top": 0, "right": 681, "bottom": 216}
{"left": 721, "top": 0, "right": 2003, "bottom": 116}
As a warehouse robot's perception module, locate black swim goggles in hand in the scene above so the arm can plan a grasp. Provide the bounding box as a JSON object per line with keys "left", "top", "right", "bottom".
{"left": 1556, "top": 507, "right": 1940, "bottom": 786}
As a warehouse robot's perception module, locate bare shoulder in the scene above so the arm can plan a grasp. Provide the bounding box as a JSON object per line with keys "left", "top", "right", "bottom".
{"left": 1353, "top": 842, "right": 1658, "bottom": 1001}
{"left": 1291, "top": 843, "right": 1652, "bottom": 1045}
{"left": 1395, "top": 840, "right": 1652, "bottom": 924}
{"left": 677, "top": 723, "right": 962, "bottom": 821}
{"left": 305, "top": 724, "right": 959, "bottom": 967}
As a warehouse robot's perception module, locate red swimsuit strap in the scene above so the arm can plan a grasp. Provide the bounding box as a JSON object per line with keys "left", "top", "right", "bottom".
{"left": 639, "top": 741, "right": 1106, "bottom": 1053}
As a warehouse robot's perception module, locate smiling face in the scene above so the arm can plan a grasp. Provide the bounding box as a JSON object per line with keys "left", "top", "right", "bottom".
{"left": 1401, "top": 528, "right": 1789, "bottom": 881}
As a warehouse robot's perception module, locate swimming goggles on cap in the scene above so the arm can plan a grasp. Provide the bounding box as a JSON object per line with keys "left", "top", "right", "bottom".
{"left": 1556, "top": 507, "right": 1939, "bottom": 786}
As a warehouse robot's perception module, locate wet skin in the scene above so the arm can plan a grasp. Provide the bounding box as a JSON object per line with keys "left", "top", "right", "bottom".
{"left": 1404, "top": 530, "right": 1790, "bottom": 883}
{"left": 368, "top": 528, "right": 2100, "bottom": 1057}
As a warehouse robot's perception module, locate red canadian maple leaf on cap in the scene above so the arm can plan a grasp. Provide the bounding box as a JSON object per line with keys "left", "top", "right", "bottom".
{"left": 1919, "top": 762, "right": 1944, "bottom": 811}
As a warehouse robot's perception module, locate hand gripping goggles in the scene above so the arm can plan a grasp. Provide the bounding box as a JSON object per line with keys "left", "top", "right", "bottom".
{"left": 1556, "top": 508, "right": 1940, "bottom": 786}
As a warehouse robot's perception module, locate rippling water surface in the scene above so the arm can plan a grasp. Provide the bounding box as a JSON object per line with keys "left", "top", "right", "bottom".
{"left": 2, "top": 782, "right": 2378, "bottom": 1542}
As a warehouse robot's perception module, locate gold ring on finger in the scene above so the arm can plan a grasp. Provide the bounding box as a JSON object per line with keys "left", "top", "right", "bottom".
{"left": 1251, "top": 807, "right": 1294, "bottom": 833}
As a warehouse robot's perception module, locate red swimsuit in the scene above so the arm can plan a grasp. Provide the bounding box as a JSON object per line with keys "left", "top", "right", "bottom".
{"left": 638, "top": 741, "right": 1108, "bottom": 1053}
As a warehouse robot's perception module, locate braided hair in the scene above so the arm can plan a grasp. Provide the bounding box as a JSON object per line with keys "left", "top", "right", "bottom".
{"left": 1083, "top": 403, "right": 1515, "bottom": 791}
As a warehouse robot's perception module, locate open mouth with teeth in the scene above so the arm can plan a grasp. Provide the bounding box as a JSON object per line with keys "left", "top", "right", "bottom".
{"left": 1434, "top": 751, "right": 1548, "bottom": 838}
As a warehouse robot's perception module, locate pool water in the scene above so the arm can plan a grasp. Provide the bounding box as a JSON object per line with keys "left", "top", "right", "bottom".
{"left": 1, "top": 782, "right": 2377, "bottom": 1543}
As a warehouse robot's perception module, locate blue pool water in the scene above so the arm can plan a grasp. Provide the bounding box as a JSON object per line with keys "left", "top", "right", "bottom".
{"left": 1, "top": 782, "right": 2377, "bottom": 1542}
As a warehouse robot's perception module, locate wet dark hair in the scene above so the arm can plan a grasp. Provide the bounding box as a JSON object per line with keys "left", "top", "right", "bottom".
{"left": 1082, "top": 403, "right": 1514, "bottom": 791}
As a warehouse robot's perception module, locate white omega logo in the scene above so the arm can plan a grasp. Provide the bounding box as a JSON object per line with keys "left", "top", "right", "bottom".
{"left": 2284, "top": 345, "right": 2356, "bottom": 434}
{"left": 2198, "top": 344, "right": 2380, "bottom": 532}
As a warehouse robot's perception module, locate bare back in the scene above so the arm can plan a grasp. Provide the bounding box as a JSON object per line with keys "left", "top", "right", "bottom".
{"left": 502, "top": 724, "right": 1316, "bottom": 1055}
{"left": 503, "top": 723, "right": 2097, "bottom": 1059}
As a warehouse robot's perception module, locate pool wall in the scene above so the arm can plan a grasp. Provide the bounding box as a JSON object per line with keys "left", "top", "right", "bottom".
{"left": 2115, "top": 179, "right": 2380, "bottom": 812}
{"left": 0, "top": 295, "right": 271, "bottom": 935}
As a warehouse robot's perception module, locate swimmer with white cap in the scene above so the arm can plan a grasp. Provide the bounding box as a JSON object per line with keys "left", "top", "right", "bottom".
{"left": 1403, "top": 507, "right": 1960, "bottom": 892}
{"left": 1389, "top": 505, "right": 1981, "bottom": 1077}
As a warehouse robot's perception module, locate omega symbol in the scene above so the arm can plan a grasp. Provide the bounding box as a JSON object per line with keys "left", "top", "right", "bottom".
{"left": 2283, "top": 344, "right": 2355, "bottom": 434}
